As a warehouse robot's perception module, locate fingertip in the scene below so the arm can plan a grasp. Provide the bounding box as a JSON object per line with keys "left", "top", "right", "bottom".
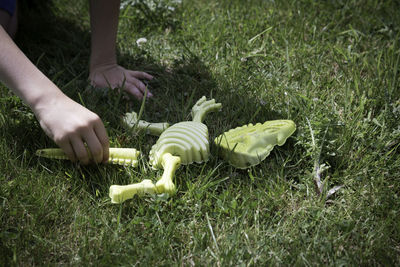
{"left": 101, "top": 138, "right": 109, "bottom": 164}
{"left": 58, "top": 143, "right": 77, "bottom": 162}
{"left": 103, "top": 145, "right": 109, "bottom": 163}
{"left": 79, "top": 156, "right": 90, "bottom": 165}
{"left": 71, "top": 138, "right": 91, "bottom": 165}
{"left": 93, "top": 148, "right": 104, "bottom": 164}
{"left": 126, "top": 85, "right": 144, "bottom": 100}
{"left": 79, "top": 151, "right": 91, "bottom": 165}
{"left": 140, "top": 84, "right": 153, "bottom": 99}
{"left": 65, "top": 151, "right": 77, "bottom": 162}
{"left": 143, "top": 85, "right": 153, "bottom": 98}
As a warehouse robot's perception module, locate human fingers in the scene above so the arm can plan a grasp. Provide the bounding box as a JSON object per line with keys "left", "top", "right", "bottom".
{"left": 57, "top": 140, "right": 77, "bottom": 162}
{"left": 123, "top": 82, "right": 144, "bottom": 100}
{"left": 83, "top": 129, "right": 104, "bottom": 164}
{"left": 93, "top": 121, "right": 109, "bottom": 163}
{"left": 128, "top": 71, "right": 154, "bottom": 97}
{"left": 126, "top": 77, "right": 153, "bottom": 98}
{"left": 129, "top": 71, "right": 154, "bottom": 81}
{"left": 70, "top": 136, "right": 90, "bottom": 165}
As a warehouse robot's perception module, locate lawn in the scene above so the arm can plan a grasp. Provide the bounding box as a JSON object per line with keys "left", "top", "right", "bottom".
{"left": 1, "top": 0, "right": 399, "bottom": 265}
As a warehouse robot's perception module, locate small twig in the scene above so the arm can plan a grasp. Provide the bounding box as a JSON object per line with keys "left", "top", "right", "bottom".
{"left": 206, "top": 213, "right": 219, "bottom": 253}
{"left": 306, "top": 117, "right": 316, "bottom": 148}
{"left": 306, "top": 117, "right": 324, "bottom": 195}
{"left": 313, "top": 164, "right": 324, "bottom": 196}
{"left": 326, "top": 185, "right": 344, "bottom": 199}
{"left": 307, "top": 118, "right": 343, "bottom": 199}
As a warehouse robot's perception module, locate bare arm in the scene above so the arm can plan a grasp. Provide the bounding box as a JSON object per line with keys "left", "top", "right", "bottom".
{"left": 89, "top": 0, "right": 153, "bottom": 99}
{"left": 89, "top": 0, "right": 119, "bottom": 70}
{"left": 0, "top": 26, "right": 109, "bottom": 164}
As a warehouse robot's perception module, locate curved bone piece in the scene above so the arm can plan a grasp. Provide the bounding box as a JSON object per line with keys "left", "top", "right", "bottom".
{"left": 123, "top": 111, "right": 170, "bottom": 136}
{"left": 214, "top": 120, "right": 296, "bottom": 169}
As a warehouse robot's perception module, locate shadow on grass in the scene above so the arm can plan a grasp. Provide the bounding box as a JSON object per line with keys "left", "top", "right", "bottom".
{"left": 9, "top": 2, "right": 213, "bottom": 141}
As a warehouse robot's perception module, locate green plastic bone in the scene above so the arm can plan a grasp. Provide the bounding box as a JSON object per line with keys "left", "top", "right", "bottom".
{"left": 36, "top": 148, "right": 140, "bottom": 167}
{"left": 109, "top": 96, "right": 222, "bottom": 203}
{"left": 109, "top": 179, "right": 156, "bottom": 203}
{"left": 123, "top": 111, "right": 170, "bottom": 136}
{"left": 214, "top": 120, "right": 296, "bottom": 169}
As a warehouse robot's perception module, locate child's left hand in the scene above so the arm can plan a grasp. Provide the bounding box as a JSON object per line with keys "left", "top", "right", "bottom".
{"left": 89, "top": 63, "right": 153, "bottom": 100}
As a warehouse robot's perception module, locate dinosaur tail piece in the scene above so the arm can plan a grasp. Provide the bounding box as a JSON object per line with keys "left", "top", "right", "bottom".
{"left": 36, "top": 148, "right": 140, "bottom": 167}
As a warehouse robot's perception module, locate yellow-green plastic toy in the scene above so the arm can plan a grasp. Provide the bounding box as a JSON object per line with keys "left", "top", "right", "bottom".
{"left": 123, "top": 111, "right": 170, "bottom": 136}
{"left": 36, "top": 147, "right": 140, "bottom": 167}
{"left": 109, "top": 96, "right": 222, "bottom": 203}
{"left": 214, "top": 120, "right": 296, "bottom": 169}
{"left": 36, "top": 96, "right": 296, "bottom": 204}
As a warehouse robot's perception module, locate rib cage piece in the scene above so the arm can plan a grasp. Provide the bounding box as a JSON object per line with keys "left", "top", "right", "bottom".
{"left": 149, "top": 121, "right": 210, "bottom": 169}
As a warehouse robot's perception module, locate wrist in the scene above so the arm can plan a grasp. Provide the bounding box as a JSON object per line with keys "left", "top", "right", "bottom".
{"left": 89, "top": 0, "right": 119, "bottom": 74}
{"left": 29, "top": 83, "right": 69, "bottom": 118}
{"left": 89, "top": 58, "right": 117, "bottom": 74}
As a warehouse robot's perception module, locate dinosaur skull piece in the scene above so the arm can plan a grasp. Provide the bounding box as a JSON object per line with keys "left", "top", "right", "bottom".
{"left": 214, "top": 120, "right": 296, "bottom": 169}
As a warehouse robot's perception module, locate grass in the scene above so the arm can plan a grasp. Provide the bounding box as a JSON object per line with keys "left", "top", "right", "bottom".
{"left": 1, "top": 0, "right": 400, "bottom": 265}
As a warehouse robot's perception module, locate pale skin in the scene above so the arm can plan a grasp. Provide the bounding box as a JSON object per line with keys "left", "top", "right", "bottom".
{"left": 0, "top": 0, "right": 153, "bottom": 164}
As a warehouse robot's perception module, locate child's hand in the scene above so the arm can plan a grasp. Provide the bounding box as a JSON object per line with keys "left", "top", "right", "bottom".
{"left": 35, "top": 96, "right": 109, "bottom": 165}
{"left": 89, "top": 63, "right": 153, "bottom": 100}
{"left": 0, "top": 26, "right": 109, "bottom": 165}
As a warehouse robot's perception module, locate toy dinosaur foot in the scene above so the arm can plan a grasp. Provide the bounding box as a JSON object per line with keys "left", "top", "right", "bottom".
{"left": 215, "top": 120, "right": 296, "bottom": 169}
{"left": 109, "top": 179, "right": 156, "bottom": 203}
{"left": 191, "top": 96, "right": 222, "bottom": 123}
{"left": 155, "top": 153, "right": 181, "bottom": 195}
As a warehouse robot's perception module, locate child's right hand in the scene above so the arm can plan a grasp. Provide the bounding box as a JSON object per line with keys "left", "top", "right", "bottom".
{"left": 34, "top": 95, "right": 109, "bottom": 165}
{"left": 0, "top": 26, "right": 108, "bottom": 165}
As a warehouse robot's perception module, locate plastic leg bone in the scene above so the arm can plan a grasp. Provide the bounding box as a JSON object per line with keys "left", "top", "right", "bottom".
{"left": 155, "top": 153, "right": 181, "bottom": 195}
{"left": 109, "top": 179, "right": 156, "bottom": 203}
{"left": 123, "top": 111, "right": 170, "bottom": 136}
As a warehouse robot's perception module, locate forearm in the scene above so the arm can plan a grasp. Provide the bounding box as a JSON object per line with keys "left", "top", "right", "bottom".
{"left": 89, "top": 0, "right": 120, "bottom": 71}
{"left": 0, "top": 26, "right": 65, "bottom": 114}
{"left": 0, "top": 27, "right": 109, "bottom": 164}
{"left": 88, "top": 0, "right": 154, "bottom": 100}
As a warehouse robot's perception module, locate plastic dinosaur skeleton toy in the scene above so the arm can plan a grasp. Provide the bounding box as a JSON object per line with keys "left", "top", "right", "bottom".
{"left": 36, "top": 96, "right": 296, "bottom": 203}
{"left": 109, "top": 96, "right": 221, "bottom": 203}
